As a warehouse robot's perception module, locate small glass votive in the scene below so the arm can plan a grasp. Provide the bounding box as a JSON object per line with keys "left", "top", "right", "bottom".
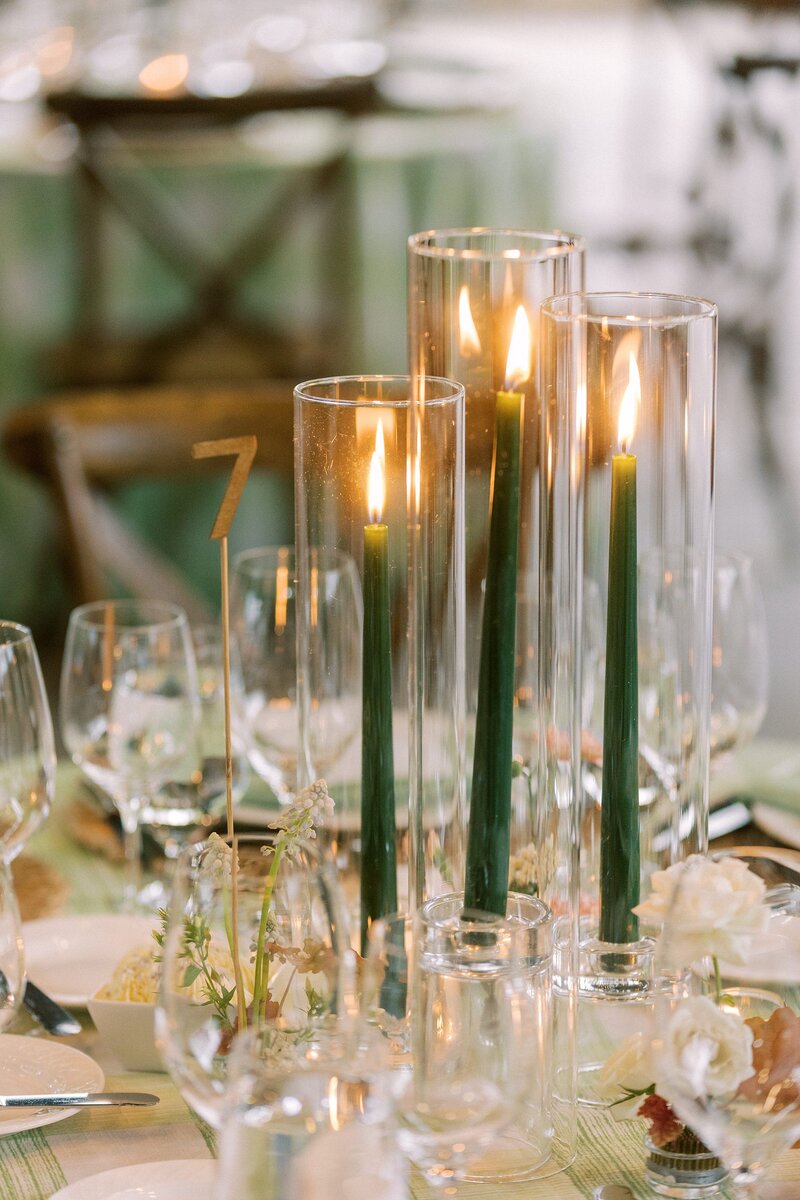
{"left": 214, "top": 1020, "right": 404, "bottom": 1200}
{"left": 398, "top": 891, "right": 553, "bottom": 1187}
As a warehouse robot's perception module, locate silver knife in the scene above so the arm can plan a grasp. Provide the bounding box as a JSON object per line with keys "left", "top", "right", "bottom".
{"left": 0, "top": 1092, "right": 159, "bottom": 1108}
{"left": 23, "top": 981, "right": 82, "bottom": 1037}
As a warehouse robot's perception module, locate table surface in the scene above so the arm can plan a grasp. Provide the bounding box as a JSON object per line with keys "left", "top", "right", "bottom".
{"left": 2, "top": 764, "right": 799, "bottom": 1200}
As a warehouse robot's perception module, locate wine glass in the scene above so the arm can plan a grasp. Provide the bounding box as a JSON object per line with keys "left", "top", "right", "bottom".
{"left": 231, "top": 546, "right": 361, "bottom": 801}
{"left": 709, "top": 551, "right": 768, "bottom": 770}
{"left": 0, "top": 622, "right": 56, "bottom": 863}
{"left": 59, "top": 600, "right": 201, "bottom": 912}
{"left": 156, "top": 830, "right": 352, "bottom": 1129}
{"left": 652, "top": 854, "right": 800, "bottom": 1198}
{"left": 143, "top": 623, "right": 250, "bottom": 860}
{"left": 0, "top": 861, "right": 23, "bottom": 1033}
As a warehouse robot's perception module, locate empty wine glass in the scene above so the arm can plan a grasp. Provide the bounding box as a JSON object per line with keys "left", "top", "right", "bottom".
{"left": 0, "top": 622, "right": 56, "bottom": 863}
{"left": 60, "top": 600, "right": 201, "bottom": 911}
{"left": 231, "top": 546, "right": 361, "bottom": 801}
{"left": 652, "top": 854, "right": 800, "bottom": 1198}
{"left": 156, "top": 828, "right": 352, "bottom": 1129}
{"left": 0, "top": 861, "right": 23, "bottom": 1032}
{"left": 710, "top": 552, "right": 768, "bottom": 770}
{"left": 143, "top": 623, "right": 250, "bottom": 859}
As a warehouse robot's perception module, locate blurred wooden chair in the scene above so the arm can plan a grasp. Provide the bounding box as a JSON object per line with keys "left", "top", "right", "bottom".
{"left": 3, "top": 383, "right": 295, "bottom": 623}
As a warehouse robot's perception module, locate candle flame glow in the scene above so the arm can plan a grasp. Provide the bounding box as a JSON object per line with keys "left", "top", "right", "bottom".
{"left": 618, "top": 352, "right": 640, "bottom": 452}
{"left": 458, "top": 286, "right": 481, "bottom": 356}
{"left": 368, "top": 419, "right": 386, "bottom": 523}
{"left": 504, "top": 305, "right": 531, "bottom": 391}
{"left": 139, "top": 53, "right": 188, "bottom": 94}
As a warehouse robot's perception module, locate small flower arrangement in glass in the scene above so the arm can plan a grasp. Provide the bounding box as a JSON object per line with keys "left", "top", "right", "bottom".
{"left": 155, "top": 780, "right": 351, "bottom": 1129}
{"left": 600, "top": 855, "right": 800, "bottom": 1199}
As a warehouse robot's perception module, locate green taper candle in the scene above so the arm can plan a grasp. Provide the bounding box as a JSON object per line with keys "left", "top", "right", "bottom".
{"left": 600, "top": 352, "right": 640, "bottom": 944}
{"left": 464, "top": 306, "right": 529, "bottom": 916}
{"left": 361, "top": 420, "right": 397, "bottom": 953}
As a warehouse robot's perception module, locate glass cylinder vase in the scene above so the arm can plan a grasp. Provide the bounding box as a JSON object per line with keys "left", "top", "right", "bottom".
{"left": 294, "top": 376, "right": 465, "bottom": 949}
{"left": 408, "top": 228, "right": 586, "bottom": 1174}
{"left": 540, "top": 293, "right": 717, "bottom": 1098}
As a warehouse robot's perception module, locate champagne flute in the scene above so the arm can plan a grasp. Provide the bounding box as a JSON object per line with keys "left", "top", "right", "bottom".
{"left": 60, "top": 600, "right": 200, "bottom": 912}
{"left": 0, "top": 622, "right": 56, "bottom": 863}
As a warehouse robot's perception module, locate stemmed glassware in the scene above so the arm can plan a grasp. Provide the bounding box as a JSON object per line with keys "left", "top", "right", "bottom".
{"left": 59, "top": 600, "right": 201, "bottom": 911}
{"left": 231, "top": 546, "right": 361, "bottom": 802}
{"left": 651, "top": 853, "right": 800, "bottom": 1198}
{"left": 0, "top": 622, "right": 56, "bottom": 864}
{"left": 144, "top": 623, "right": 249, "bottom": 861}
{"left": 709, "top": 552, "right": 768, "bottom": 770}
{"left": 0, "top": 862, "right": 23, "bottom": 1033}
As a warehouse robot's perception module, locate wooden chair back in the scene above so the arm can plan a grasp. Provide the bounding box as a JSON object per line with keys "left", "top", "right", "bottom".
{"left": 3, "top": 383, "right": 295, "bottom": 623}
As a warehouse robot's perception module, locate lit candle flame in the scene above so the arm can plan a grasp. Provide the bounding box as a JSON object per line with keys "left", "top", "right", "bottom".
{"left": 504, "top": 305, "right": 531, "bottom": 391}
{"left": 368, "top": 419, "right": 386, "bottom": 523}
{"left": 458, "top": 286, "right": 481, "bottom": 356}
{"left": 618, "top": 352, "right": 640, "bottom": 453}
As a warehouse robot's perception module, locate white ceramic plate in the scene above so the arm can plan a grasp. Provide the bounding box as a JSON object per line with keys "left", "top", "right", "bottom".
{"left": 752, "top": 803, "right": 800, "bottom": 851}
{"left": 22, "top": 915, "right": 155, "bottom": 1007}
{"left": 50, "top": 1159, "right": 215, "bottom": 1200}
{"left": 0, "top": 1035, "right": 104, "bottom": 1137}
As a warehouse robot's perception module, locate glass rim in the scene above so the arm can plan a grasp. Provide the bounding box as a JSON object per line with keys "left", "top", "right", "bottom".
{"left": 408, "top": 226, "right": 585, "bottom": 262}
{"left": 294, "top": 374, "right": 464, "bottom": 410}
{"left": 419, "top": 890, "right": 552, "bottom": 934}
{"left": 541, "top": 290, "right": 717, "bottom": 327}
{"left": 176, "top": 829, "right": 324, "bottom": 864}
{"left": 0, "top": 621, "right": 34, "bottom": 647}
{"left": 68, "top": 599, "right": 189, "bottom": 635}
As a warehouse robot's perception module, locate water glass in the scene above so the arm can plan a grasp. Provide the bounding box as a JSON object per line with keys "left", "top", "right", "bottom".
{"left": 0, "top": 622, "right": 55, "bottom": 863}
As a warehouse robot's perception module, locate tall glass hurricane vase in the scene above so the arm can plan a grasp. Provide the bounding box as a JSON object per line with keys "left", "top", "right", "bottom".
{"left": 294, "top": 376, "right": 465, "bottom": 946}
{"left": 409, "top": 229, "right": 586, "bottom": 1176}
{"left": 540, "top": 293, "right": 717, "bottom": 1099}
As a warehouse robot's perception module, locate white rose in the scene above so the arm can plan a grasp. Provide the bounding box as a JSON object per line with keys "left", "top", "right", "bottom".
{"left": 657, "top": 995, "right": 754, "bottom": 1101}
{"left": 633, "top": 855, "right": 768, "bottom": 965}
{"left": 598, "top": 1032, "right": 654, "bottom": 1096}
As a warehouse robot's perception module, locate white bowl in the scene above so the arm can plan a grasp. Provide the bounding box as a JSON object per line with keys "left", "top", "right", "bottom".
{"left": 87, "top": 996, "right": 164, "bottom": 1073}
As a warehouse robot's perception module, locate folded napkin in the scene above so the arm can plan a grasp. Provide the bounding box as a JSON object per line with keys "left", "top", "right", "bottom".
{"left": 711, "top": 739, "right": 800, "bottom": 815}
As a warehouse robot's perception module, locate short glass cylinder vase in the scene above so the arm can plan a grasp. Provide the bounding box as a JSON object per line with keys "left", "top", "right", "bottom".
{"left": 294, "top": 376, "right": 465, "bottom": 945}
{"left": 540, "top": 295, "right": 717, "bottom": 1071}
{"left": 404, "top": 891, "right": 553, "bottom": 1186}
{"left": 645, "top": 1132, "right": 728, "bottom": 1199}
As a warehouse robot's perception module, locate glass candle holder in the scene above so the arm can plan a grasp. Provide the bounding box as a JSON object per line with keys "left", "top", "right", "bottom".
{"left": 409, "top": 228, "right": 585, "bottom": 1173}
{"left": 540, "top": 293, "right": 717, "bottom": 1094}
{"left": 294, "top": 376, "right": 465, "bottom": 948}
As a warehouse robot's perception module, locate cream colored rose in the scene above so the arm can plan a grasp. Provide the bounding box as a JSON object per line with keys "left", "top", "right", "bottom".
{"left": 658, "top": 995, "right": 754, "bottom": 1100}
{"left": 633, "top": 855, "right": 768, "bottom": 965}
{"left": 599, "top": 1032, "right": 654, "bottom": 1095}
